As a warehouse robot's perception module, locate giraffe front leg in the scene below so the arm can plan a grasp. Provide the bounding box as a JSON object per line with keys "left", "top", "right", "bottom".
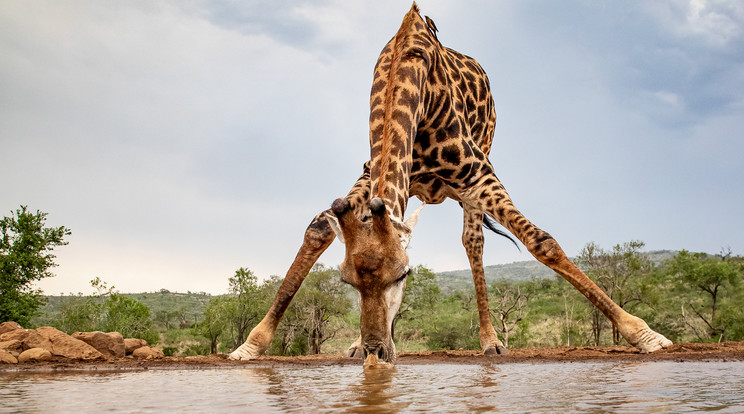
{"left": 346, "top": 335, "right": 364, "bottom": 358}
{"left": 230, "top": 211, "right": 335, "bottom": 360}
{"left": 462, "top": 204, "right": 506, "bottom": 355}
{"left": 231, "top": 162, "right": 372, "bottom": 360}
{"left": 346, "top": 291, "right": 365, "bottom": 358}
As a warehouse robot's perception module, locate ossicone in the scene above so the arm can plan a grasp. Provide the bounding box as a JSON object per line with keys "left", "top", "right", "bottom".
{"left": 332, "top": 198, "right": 351, "bottom": 215}
{"left": 370, "top": 197, "right": 386, "bottom": 215}
{"left": 370, "top": 197, "right": 395, "bottom": 236}
{"left": 326, "top": 198, "right": 361, "bottom": 244}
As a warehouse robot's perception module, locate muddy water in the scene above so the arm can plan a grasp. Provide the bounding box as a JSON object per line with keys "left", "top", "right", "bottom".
{"left": 2, "top": 361, "right": 742, "bottom": 413}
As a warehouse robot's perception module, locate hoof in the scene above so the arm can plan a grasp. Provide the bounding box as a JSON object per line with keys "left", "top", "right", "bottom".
{"left": 347, "top": 347, "right": 364, "bottom": 359}
{"left": 634, "top": 330, "right": 673, "bottom": 353}
{"left": 483, "top": 345, "right": 507, "bottom": 356}
{"left": 622, "top": 317, "right": 673, "bottom": 353}
{"left": 228, "top": 343, "right": 261, "bottom": 361}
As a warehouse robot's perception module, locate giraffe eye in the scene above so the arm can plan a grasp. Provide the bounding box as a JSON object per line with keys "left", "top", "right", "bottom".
{"left": 404, "top": 50, "right": 424, "bottom": 60}
{"left": 396, "top": 266, "right": 411, "bottom": 283}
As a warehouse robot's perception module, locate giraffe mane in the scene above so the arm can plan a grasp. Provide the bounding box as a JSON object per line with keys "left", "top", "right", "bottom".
{"left": 377, "top": 4, "right": 421, "bottom": 199}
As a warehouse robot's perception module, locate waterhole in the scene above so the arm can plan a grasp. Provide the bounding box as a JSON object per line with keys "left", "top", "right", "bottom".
{"left": 2, "top": 361, "right": 742, "bottom": 413}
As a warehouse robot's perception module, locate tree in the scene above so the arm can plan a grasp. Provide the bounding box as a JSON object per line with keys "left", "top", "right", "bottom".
{"left": 224, "top": 268, "right": 263, "bottom": 349}
{"left": 392, "top": 264, "right": 441, "bottom": 340}
{"left": 55, "top": 293, "right": 101, "bottom": 333}
{"left": 489, "top": 281, "right": 532, "bottom": 348}
{"left": 0, "top": 206, "right": 70, "bottom": 326}
{"left": 668, "top": 249, "right": 743, "bottom": 342}
{"left": 425, "top": 292, "right": 480, "bottom": 351}
{"left": 103, "top": 293, "right": 156, "bottom": 342}
{"left": 576, "top": 241, "right": 652, "bottom": 345}
{"left": 154, "top": 310, "right": 172, "bottom": 330}
{"left": 292, "top": 264, "right": 352, "bottom": 354}
{"left": 194, "top": 271, "right": 280, "bottom": 355}
{"left": 196, "top": 296, "right": 231, "bottom": 354}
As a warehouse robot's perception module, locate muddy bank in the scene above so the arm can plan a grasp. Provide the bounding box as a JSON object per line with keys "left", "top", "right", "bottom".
{"left": 2, "top": 341, "right": 742, "bottom": 373}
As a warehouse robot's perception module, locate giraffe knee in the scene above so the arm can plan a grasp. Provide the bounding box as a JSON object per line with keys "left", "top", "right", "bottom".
{"left": 305, "top": 213, "right": 335, "bottom": 249}
{"left": 530, "top": 233, "right": 565, "bottom": 267}
{"left": 462, "top": 231, "right": 484, "bottom": 249}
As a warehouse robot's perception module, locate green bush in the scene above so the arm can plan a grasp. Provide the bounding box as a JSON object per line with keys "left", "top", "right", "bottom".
{"left": 181, "top": 344, "right": 210, "bottom": 356}
{"left": 426, "top": 315, "right": 479, "bottom": 350}
{"left": 103, "top": 294, "right": 158, "bottom": 344}
{"left": 162, "top": 347, "right": 178, "bottom": 357}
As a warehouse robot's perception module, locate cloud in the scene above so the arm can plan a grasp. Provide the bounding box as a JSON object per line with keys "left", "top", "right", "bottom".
{"left": 1, "top": 1, "right": 742, "bottom": 295}
{"left": 645, "top": 0, "right": 744, "bottom": 46}
{"left": 503, "top": 1, "right": 744, "bottom": 128}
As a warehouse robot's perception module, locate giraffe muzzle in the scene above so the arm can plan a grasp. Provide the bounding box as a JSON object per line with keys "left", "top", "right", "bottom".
{"left": 362, "top": 342, "right": 390, "bottom": 363}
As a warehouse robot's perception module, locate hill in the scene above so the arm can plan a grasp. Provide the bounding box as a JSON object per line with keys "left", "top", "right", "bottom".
{"left": 35, "top": 291, "right": 214, "bottom": 329}
{"left": 34, "top": 251, "right": 678, "bottom": 324}
{"left": 435, "top": 250, "right": 677, "bottom": 294}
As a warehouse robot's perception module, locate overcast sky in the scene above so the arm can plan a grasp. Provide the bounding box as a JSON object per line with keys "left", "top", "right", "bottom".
{"left": 2, "top": 0, "right": 743, "bottom": 295}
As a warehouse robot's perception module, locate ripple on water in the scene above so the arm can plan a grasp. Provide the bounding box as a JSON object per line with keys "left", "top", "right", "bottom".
{"left": 1, "top": 361, "right": 742, "bottom": 413}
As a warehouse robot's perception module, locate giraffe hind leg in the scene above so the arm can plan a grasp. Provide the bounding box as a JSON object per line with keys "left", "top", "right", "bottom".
{"left": 462, "top": 175, "right": 672, "bottom": 353}
{"left": 462, "top": 204, "right": 507, "bottom": 355}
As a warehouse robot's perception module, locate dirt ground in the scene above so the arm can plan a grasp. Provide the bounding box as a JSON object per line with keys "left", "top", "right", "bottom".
{"left": 3, "top": 341, "right": 743, "bottom": 372}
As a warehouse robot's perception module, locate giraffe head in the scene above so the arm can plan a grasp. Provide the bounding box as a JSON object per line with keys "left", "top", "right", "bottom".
{"left": 325, "top": 197, "right": 423, "bottom": 364}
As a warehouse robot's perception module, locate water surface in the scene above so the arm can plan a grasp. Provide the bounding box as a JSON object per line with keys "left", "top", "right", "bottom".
{"left": 2, "top": 361, "right": 742, "bottom": 413}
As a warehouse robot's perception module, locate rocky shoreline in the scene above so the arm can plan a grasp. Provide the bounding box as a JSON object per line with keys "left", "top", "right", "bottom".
{"left": 0, "top": 321, "right": 163, "bottom": 365}
{"left": 3, "top": 321, "right": 743, "bottom": 372}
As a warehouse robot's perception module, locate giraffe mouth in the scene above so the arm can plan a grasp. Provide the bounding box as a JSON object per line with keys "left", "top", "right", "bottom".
{"left": 362, "top": 342, "right": 391, "bottom": 364}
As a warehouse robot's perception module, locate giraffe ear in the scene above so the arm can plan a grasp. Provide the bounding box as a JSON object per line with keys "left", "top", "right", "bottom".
{"left": 324, "top": 212, "right": 345, "bottom": 244}
{"left": 400, "top": 203, "right": 424, "bottom": 249}
{"left": 404, "top": 203, "right": 424, "bottom": 231}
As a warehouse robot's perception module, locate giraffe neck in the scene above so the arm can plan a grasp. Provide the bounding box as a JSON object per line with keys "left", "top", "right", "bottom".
{"left": 368, "top": 5, "right": 432, "bottom": 219}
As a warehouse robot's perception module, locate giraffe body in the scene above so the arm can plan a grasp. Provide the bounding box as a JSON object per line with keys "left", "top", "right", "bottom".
{"left": 230, "top": 3, "right": 671, "bottom": 363}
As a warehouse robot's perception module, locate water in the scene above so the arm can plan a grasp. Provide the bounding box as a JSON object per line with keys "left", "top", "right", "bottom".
{"left": 1, "top": 361, "right": 742, "bottom": 413}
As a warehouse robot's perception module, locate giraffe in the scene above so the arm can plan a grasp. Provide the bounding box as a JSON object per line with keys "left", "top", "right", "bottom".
{"left": 230, "top": 3, "right": 672, "bottom": 363}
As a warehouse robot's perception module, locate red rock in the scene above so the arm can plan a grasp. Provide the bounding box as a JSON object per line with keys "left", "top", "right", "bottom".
{"left": 72, "top": 331, "right": 126, "bottom": 359}
{"left": 18, "top": 348, "right": 53, "bottom": 363}
{"left": 0, "top": 321, "right": 23, "bottom": 335}
{"left": 34, "top": 327, "right": 103, "bottom": 360}
{"left": 0, "top": 339, "right": 23, "bottom": 357}
{"left": 132, "top": 346, "right": 164, "bottom": 359}
{"left": 0, "top": 349, "right": 18, "bottom": 364}
{"left": 124, "top": 338, "right": 148, "bottom": 355}
{"left": 0, "top": 329, "right": 52, "bottom": 350}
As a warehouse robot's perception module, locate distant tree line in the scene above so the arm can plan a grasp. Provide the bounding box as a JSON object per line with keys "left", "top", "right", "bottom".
{"left": 3, "top": 207, "right": 743, "bottom": 356}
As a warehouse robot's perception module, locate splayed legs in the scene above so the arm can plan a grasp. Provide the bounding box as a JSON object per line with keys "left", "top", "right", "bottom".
{"left": 461, "top": 204, "right": 506, "bottom": 354}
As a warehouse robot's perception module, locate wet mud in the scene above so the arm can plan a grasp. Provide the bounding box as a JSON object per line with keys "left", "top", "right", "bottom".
{"left": 2, "top": 341, "right": 743, "bottom": 373}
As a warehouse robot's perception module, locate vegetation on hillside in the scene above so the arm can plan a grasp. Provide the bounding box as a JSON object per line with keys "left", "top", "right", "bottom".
{"left": 11, "top": 212, "right": 741, "bottom": 357}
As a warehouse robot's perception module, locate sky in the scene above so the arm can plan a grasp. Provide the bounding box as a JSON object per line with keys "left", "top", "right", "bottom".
{"left": 1, "top": 0, "right": 743, "bottom": 295}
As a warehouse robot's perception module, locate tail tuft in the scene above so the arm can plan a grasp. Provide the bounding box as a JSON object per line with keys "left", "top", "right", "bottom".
{"left": 483, "top": 214, "right": 520, "bottom": 251}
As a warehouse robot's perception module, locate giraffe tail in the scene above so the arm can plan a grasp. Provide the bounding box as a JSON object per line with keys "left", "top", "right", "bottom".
{"left": 458, "top": 200, "right": 520, "bottom": 249}
{"left": 483, "top": 214, "right": 520, "bottom": 251}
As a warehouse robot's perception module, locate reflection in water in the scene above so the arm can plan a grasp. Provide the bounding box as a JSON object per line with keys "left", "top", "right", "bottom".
{"left": 1, "top": 361, "right": 743, "bottom": 413}
{"left": 346, "top": 367, "right": 402, "bottom": 413}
